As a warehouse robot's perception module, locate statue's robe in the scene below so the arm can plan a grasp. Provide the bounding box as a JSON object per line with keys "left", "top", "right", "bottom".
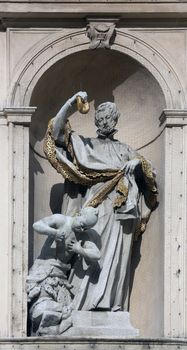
{"left": 44, "top": 121, "right": 157, "bottom": 311}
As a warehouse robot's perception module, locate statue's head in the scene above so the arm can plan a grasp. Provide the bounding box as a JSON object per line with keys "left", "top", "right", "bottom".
{"left": 72, "top": 207, "right": 98, "bottom": 233}
{"left": 95, "top": 102, "right": 120, "bottom": 136}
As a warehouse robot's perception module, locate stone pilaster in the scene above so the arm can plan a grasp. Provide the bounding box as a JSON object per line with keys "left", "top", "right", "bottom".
{"left": 3, "top": 107, "right": 36, "bottom": 337}
{"left": 160, "top": 110, "right": 187, "bottom": 337}
{"left": 0, "top": 112, "right": 9, "bottom": 337}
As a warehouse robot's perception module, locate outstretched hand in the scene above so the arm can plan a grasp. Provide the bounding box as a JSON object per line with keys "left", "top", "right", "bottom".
{"left": 68, "top": 91, "right": 88, "bottom": 106}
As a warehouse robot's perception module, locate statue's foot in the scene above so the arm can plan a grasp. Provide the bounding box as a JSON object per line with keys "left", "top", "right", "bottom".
{"left": 37, "top": 325, "right": 59, "bottom": 336}
{"left": 111, "top": 305, "right": 121, "bottom": 312}
{"left": 40, "top": 310, "right": 62, "bottom": 328}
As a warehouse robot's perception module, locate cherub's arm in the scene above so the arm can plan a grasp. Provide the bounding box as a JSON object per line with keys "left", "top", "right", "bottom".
{"left": 33, "top": 214, "right": 66, "bottom": 240}
{"left": 67, "top": 240, "right": 101, "bottom": 263}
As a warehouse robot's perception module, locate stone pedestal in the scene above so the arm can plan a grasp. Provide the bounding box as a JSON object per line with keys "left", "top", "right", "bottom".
{"left": 65, "top": 311, "right": 139, "bottom": 338}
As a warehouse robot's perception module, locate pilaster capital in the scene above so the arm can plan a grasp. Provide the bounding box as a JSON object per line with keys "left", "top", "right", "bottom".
{"left": 159, "top": 109, "right": 187, "bottom": 127}
{"left": 3, "top": 107, "right": 37, "bottom": 126}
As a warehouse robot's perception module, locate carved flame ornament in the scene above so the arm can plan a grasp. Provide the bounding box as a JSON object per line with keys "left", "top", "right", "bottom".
{"left": 86, "top": 18, "right": 118, "bottom": 49}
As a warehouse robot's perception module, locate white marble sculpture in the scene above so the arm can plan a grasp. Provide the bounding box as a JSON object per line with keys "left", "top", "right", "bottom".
{"left": 43, "top": 91, "right": 158, "bottom": 312}
{"left": 28, "top": 91, "right": 158, "bottom": 336}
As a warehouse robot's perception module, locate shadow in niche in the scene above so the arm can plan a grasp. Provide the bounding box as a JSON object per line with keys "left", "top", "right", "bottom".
{"left": 27, "top": 304, "right": 32, "bottom": 336}
{"left": 129, "top": 235, "right": 142, "bottom": 309}
{"left": 29, "top": 150, "right": 45, "bottom": 268}
{"left": 49, "top": 183, "right": 64, "bottom": 214}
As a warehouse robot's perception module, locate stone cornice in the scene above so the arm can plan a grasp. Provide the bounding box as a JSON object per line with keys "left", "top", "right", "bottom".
{"left": 159, "top": 109, "right": 187, "bottom": 127}
{"left": 3, "top": 107, "right": 37, "bottom": 125}
{"left": 2, "top": 18, "right": 187, "bottom": 30}
{"left": 2, "top": 2, "right": 187, "bottom": 27}
{"left": 1, "top": 337, "right": 187, "bottom": 345}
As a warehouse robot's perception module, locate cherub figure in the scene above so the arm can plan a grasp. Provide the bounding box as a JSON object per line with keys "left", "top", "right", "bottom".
{"left": 26, "top": 207, "right": 100, "bottom": 336}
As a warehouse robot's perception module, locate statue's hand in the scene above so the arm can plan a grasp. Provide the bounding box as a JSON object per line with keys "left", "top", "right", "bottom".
{"left": 55, "top": 229, "right": 65, "bottom": 242}
{"left": 123, "top": 159, "right": 141, "bottom": 175}
{"left": 67, "top": 239, "right": 82, "bottom": 254}
{"left": 68, "top": 91, "right": 88, "bottom": 106}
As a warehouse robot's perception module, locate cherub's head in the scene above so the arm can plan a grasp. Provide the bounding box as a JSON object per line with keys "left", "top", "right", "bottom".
{"left": 72, "top": 207, "right": 98, "bottom": 233}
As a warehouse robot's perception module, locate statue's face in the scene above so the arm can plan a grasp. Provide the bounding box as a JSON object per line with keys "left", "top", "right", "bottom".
{"left": 72, "top": 216, "right": 87, "bottom": 232}
{"left": 95, "top": 108, "right": 118, "bottom": 135}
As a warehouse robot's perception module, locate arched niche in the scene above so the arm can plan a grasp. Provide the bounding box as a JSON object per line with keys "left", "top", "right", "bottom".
{"left": 8, "top": 29, "right": 186, "bottom": 110}
{"left": 29, "top": 48, "right": 165, "bottom": 337}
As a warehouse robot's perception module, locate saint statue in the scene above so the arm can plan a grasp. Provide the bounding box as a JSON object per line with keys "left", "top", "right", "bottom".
{"left": 43, "top": 91, "right": 158, "bottom": 313}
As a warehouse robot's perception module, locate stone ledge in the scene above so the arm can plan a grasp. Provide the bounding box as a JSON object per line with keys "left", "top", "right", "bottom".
{"left": 159, "top": 109, "right": 187, "bottom": 126}
{"left": 2, "top": 2, "right": 187, "bottom": 20}
{"left": 0, "top": 338, "right": 187, "bottom": 349}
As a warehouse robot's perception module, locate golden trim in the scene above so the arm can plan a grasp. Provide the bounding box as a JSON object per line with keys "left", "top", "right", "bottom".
{"left": 134, "top": 210, "right": 151, "bottom": 241}
{"left": 76, "top": 96, "right": 90, "bottom": 114}
{"left": 86, "top": 172, "right": 124, "bottom": 208}
{"left": 113, "top": 177, "right": 128, "bottom": 208}
{"left": 43, "top": 119, "right": 123, "bottom": 188}
{"left": 137, "top": 155, "right": 158, "bottom": 210}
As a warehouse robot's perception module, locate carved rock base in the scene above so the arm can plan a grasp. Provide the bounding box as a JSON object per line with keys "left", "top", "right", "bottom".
{"left": 65, "top": 311, "right": 139, "bottom": 337}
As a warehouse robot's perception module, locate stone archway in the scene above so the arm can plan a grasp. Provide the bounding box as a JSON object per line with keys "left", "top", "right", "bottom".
{"left": 28, "top": 44, "right": 166, "bottom": 337}
{"left": 5, "top": 27, "right": 187, "bottom": 338}
{"left": 7, "top": 28, "right": 186, "bottom": 109}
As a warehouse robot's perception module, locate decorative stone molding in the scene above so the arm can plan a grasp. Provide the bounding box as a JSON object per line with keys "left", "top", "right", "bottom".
{"left": 159, "top": 109, "right": 187, "bottom": 126}
{"left": 4, "top": 107, "right": 36, "bottom": 125}
{"left": 1, "top": 337, "right": 187, "bottom": 350}
{"left": 86, "top": 18, "right": 118, "bottom": 49}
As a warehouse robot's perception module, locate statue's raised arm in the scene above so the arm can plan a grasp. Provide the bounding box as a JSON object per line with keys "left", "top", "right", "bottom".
{"left": 52, "top": 91, "right": 88, "bottom": 141}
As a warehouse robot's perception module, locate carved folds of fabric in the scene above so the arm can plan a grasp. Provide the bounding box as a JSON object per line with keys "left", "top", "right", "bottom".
{"left": 44, "top": 119, "right": 158, "bottom": 212}
{"left": 43, "top": 119, "right": 127, "bottom": 208}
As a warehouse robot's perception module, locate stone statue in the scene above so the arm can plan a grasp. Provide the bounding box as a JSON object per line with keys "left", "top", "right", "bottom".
{"left": 43, "top": 91, "right": 158, "bottom": 315}
{"left": 26, "top": 207, "right": 100, "bottom": 336}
